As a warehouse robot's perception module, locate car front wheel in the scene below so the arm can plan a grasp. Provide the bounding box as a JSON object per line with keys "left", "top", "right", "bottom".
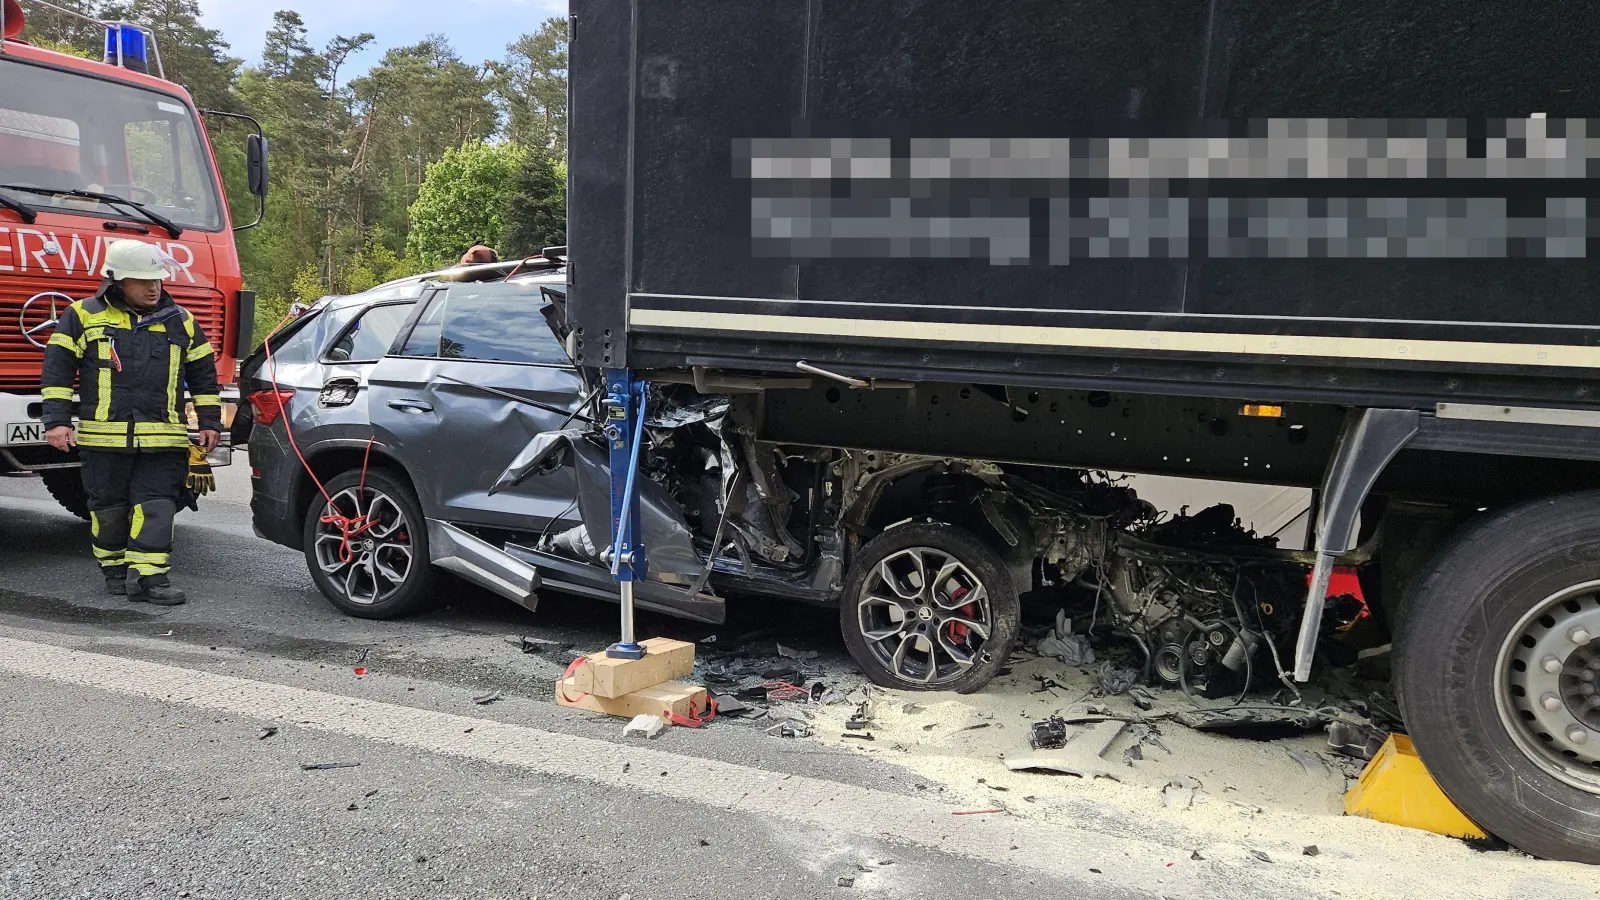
{"left": 302, "top": 468, "right": 437, "bottom": 619}
{"left": 840, "top": 522, "right": 1020, "bottom": 694}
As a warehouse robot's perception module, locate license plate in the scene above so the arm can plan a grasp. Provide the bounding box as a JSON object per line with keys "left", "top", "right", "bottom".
{"left": 5, "top": 422, "right": 44, "bottom": 444}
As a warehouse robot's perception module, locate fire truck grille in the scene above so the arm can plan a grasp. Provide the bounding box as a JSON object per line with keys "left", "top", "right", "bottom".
{"left": 0, "top": 275, "right": 226, "bottom": 392}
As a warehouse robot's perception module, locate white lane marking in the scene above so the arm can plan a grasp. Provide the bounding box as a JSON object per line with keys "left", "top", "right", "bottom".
{"left": 0, "top": 635, "right": 1268, "bottom": 895}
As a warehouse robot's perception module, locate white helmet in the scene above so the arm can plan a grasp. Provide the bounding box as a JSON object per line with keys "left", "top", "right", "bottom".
{"left": 101, "top": 239, "right": 173, "bottom": 281}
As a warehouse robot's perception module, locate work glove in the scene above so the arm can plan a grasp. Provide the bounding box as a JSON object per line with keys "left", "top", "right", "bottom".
{"left": 186, "top": 442, "right": 216, "bottom": 496}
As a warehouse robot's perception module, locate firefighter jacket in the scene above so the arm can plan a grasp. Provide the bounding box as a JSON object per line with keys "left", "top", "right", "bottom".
{"left": 39, "top": 281, "right": 222, "bottom": 451}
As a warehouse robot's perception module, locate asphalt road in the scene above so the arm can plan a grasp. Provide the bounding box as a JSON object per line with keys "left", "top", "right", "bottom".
{"left": 0, "top": 457, "right": 1316, "bottom": 900}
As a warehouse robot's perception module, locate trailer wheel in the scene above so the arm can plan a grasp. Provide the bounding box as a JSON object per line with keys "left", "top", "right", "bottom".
{"left": 840, "top": 522, "right": 1019, "bottom": 694}
{"left": 39, "top": 468, "right": 90, "bottom": 521}
{"left": 1396, "top": 491, "right": 1600, "bottom": 863}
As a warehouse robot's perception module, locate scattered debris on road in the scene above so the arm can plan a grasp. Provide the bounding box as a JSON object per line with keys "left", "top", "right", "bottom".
{"left": 472, "top": 690, "right": 503, "bottom": 705}
{"left": 1326, "top": 721, "right": 1386, "bottom": 760}
{"left": 1007, "top": 720, "right": 1126, "bottom": 779}
{"left": 256, "top": 726, "right": 278, "bottom": 740}
{"left": 623, "top": 714, "right": 668, "bottom": 739}
{"left": 300, "top": 761, "right": 360, "bottom": 771}
{"left": 1029, "top": 716, "right": 1068, "bottom": 750}
{"left": 1162, "top": 775, "right": 1203, "bottom": 810}
{"left": 766, "top": 720, "right": 811, "bottom": 738}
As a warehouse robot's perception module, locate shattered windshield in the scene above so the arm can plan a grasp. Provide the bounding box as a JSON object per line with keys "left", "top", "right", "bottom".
{"left": 0, "top": 58, "right": 224, "bottom": 231}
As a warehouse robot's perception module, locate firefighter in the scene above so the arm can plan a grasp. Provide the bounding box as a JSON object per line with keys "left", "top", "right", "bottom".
{"left": 39, "top": 239, "right": 222, "bottom": 605}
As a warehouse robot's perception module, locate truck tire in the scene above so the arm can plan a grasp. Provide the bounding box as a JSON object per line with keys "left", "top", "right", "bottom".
{"left": 39, "top": 468, "right": 90, "bottom": 521}
{"left": 302, "top": 469, "right": 438, "bottom": 619}
{"left": 1395, "top": 491, "right": 1600, "bottom": 863}
{"left": 840, "top": 522, "right": 1020, "bottom": 694}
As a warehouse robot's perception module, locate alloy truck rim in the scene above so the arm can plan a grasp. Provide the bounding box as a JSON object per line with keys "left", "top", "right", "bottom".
{"left": 1494, "top": 579, "right": 1600, "bottom": 793}
{"left": 313, "top": 487, "right": 414, "bottom": 605}
{"left": 856, "top": 547, "right": 993, "bottom": 685}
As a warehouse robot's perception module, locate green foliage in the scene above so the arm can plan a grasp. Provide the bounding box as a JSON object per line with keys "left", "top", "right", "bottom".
{"left": 406, "top": 142, "right": 528, "bottom": 270}
{"left": 494, "top": 18, "right": 568, "bottom": 157}
{"left": 18, "top": 3, "right": 569, "bottom": 338}
{"left": 500, "top": 147, "right": 566, "bottom": 258}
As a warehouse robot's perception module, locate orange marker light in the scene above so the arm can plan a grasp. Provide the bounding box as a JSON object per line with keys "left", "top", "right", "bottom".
{"left": 1240, "top": 404, "right": 1285, "bottom": 418}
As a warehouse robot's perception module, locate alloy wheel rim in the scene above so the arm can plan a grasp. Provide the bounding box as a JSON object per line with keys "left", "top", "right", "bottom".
{"left": 1494, "top": 579, "right": 1600, "bottom": 793}
{"left": 856, "top": 546, "right": 993, "bottom": 685}
{"left": 313, "top": 487, "right": 414, "bottom": 605}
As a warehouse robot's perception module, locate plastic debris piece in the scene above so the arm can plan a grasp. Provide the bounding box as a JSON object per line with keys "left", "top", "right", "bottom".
{"left": 300, "top": 762, "right": 360, "bottom": 771}
{"left": 1190, "top": 850, "right": 1205, "bottom": 861}
{"left": 1123, "top": 744, "right": 1144, "bottom": 763}
{"left": 836, "top": 875, "right": 855, "bottom": 887}
{"left": 1037, "top": 609, "right": 1095, "bottom": 667}
{"left": 952, "top": 809, "right": 1004, "bottom": 816}
{"left": 352, "top": 667, "right": 367, "bottom": 676}
{"left": 766, "top": 719, "right": 811, "bottom": 738}
{"left": 1326, "top": 721, "right": 1386, "bottom": 761}
{"left": 623, "top": 714, "right": 668, "bottom": 739}
{"left": 257, "top": 727, "right": 278, "bottom": 740}
{"left": 841, "top": 732, "right": 875, "bottom": 741}
{"left": 1302, "top": 845, "right": 1320, "bottom": 857}
{"left": 1162, "top": 775, "right": 1203, "bottom": 809}
{"left": 1288, "top": 748, "right": 1331, "bottom": 778}
{"left": 472, "top": 691, "right": 503, "bottom": 705}
{"left": 1008, "top": 721, "right": 1127, "bottom": 779}
{"left": 1250, "top": 850, "right": 1272, "bottom": 863}
{"left": 776, "top": 643, "right": 819, "bottom": 660}
{"left": 1097, "top": 662, "right": 1138, "bottom": 695}
{"left": 1029, "top": 716, "right": 1068, "bottom": 750}
{"left": 1129, "top": 687, "right": 1156, "bottom": 711}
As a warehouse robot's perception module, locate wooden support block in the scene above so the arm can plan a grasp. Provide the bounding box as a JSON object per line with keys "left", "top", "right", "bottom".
{"left": 568, "top": 637, "right": 695, "bottom": 699}
{"left": 555, "top": 678, "right": 709, "bottom": 720}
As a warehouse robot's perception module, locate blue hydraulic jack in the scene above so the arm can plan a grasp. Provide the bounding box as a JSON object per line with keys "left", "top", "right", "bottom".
{"left": 602, "top": 368, "right": 648, "bottom": 660}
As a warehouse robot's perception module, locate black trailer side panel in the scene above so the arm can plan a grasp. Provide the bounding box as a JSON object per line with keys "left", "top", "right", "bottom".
{"left": 569, "top": 0, "right": 1600, "bottom": 408}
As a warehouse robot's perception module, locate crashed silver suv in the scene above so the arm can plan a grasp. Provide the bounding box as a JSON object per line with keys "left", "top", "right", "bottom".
{"left": 238, "top": 260, "right": 1334, "bottom": 694}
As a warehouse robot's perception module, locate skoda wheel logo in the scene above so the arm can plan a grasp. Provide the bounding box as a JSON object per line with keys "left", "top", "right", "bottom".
{"left": 19, "top": 292, "right": 71, "bottom": 349}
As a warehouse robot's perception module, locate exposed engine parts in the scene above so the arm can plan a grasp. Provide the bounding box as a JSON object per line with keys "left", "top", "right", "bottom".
{"left": 532, "top": 384, "right": 1351, "bottom": 701}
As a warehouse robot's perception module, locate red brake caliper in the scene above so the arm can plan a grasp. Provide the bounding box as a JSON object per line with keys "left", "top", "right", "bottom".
{"left": 945, "top": 584, "right": 976, "bottom": 643}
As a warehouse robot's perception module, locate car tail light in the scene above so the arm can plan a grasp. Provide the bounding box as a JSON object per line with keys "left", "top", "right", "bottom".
{"left": 248, "top": 388, "right": 295, "bottom": 425}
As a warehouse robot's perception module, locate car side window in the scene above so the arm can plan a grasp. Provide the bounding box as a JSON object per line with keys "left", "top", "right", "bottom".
{"left": 430, "top": 282, "right": 570, "bottom": 365}
{"left": 324, "top": 302, "right": 417, "bottom": 363}
{"left": 397, "top": 289, "right": 448, "bottom": 358}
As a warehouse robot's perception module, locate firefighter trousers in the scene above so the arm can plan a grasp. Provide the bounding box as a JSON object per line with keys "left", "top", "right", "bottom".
{"left": 80, "top": 449, "right": 189, "bottom": 577}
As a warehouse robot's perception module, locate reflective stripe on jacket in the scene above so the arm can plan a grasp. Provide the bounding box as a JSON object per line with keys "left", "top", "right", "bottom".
{"left": 39, "top": 281, "right": 222, "bottom": 450}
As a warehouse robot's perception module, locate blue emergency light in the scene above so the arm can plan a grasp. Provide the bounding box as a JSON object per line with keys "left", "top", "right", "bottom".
{"left": 103, "top": 24, "right": 149, "bottom": 74}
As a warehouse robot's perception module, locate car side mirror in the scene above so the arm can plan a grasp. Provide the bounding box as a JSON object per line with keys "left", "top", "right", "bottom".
{"left": 246, "top": 134, "right": 269, "bottom": 198}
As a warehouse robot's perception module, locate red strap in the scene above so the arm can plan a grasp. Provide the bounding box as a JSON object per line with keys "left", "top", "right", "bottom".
{"left": 557, "top": 656, "right": 589, "bottom": 704}
{"left": 665, "top": 695, "right": 717, "bottom": 728}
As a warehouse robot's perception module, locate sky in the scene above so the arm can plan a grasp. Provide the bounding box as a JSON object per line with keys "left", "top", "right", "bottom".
{"left": 195, "top": 0, "right": 565, "bottom": 74}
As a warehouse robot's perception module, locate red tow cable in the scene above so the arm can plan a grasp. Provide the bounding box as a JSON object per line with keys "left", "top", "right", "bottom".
{"left": 261, "top": 315, "right": 379, "bottom": 564}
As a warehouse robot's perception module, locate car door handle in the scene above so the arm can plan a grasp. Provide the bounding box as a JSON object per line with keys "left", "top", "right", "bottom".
{"left": 386, "top": 398, "right": 433, "bottom": 414}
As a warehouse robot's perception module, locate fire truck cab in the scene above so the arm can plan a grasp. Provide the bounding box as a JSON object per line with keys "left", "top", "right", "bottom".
{"left": 0, "top": 0, "right": 263, "bottom": 517}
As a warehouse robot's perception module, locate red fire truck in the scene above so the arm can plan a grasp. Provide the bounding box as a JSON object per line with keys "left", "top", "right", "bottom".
{"left": 0, "top": 0, "right": 265, "bottom": 516}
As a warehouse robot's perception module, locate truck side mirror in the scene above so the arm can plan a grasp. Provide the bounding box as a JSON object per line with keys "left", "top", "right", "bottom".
{"left": 246, "top": 134, "right": 269, "bottom": 198}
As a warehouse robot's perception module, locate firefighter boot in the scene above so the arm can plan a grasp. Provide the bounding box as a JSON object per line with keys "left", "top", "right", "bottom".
{"left": 104, "top": 564, "right": 129, "bottom": 596}
{"left": 125, "top": 571, "right": 187, "bottom": 606}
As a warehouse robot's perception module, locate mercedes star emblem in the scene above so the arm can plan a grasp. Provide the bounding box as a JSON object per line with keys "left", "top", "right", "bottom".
{"left": 19, "top": 291, "right": 71, "bottom": 349}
